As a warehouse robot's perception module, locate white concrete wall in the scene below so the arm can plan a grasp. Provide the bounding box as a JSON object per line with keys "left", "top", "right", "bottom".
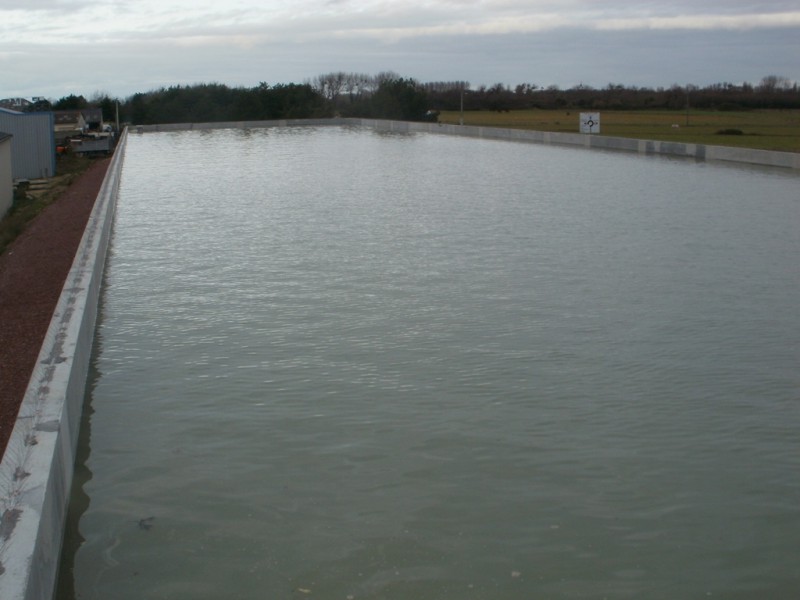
{"left": 0, "top": 135, "right": 12, "bottom": 217}
{"left": 0, "top": 129, "right": 128, "bottom": 600}
{"left": 134, "top": 118, "right": 800, "bottom": 171}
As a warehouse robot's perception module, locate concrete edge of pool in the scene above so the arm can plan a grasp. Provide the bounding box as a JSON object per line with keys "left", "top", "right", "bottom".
{"left": 134, "top": 117, "right": 800, "bottom": 170}
{"left": 0, "top": 117, "right": 795, "bottom": 600}
{"left": 0, "top": 129, "right": 127, "bottom": 600}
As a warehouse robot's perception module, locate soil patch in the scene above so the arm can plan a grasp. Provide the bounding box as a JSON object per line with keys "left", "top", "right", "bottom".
{"left": 0, "top": 158, "right": 111, "bottom": 456}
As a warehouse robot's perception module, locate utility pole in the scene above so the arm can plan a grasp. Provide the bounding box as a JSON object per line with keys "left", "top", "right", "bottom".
{"left": 459, "top": 85, "right": 464, "bottom": 126}
{"left": 685, "top": 84, "right": 690, "bottom": 127}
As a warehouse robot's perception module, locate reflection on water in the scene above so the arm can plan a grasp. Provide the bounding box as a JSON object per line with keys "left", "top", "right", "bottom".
{"left": 60, "top": 127, "right": 800, "bottom": 599}
{"left": 56, "top": 356, "right": 97, "bottom": 600}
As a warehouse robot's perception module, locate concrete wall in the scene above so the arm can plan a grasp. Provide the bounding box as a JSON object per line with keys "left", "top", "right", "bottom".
{"left": 361, "top": 119, "right": 800, "bottom": 170}
{"left": 0, "top": 129, "right": 128, "bottom": 600}
{"left": 135, "top": 118, "right": 800, "bottom": 171}
{"left": 0, "top": 134, "right": 12, "bottom": 217}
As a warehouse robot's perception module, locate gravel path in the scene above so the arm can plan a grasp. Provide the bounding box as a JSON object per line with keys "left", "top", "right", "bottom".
{"left": 0, "top": 158, "right": 111, "bottom": 456}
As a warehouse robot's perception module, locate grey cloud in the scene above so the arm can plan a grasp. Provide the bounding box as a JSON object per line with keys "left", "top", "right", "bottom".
{"left": 0, "top": 0, "right": 92, "bottom": 10}
{"left": 1, "top": 1, "right": 798, "bottom": 98}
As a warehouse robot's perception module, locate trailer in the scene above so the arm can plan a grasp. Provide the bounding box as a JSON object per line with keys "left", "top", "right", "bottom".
{"left": 71, "top": 134, "right": 114, "bottom": 156}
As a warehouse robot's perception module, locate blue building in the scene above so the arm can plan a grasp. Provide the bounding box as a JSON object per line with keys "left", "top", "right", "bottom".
{"left": 0, "top": 108, "right": 56, "bottom": 181}
{"left": 0, "top": 131, "right": 12, "bottom": 216}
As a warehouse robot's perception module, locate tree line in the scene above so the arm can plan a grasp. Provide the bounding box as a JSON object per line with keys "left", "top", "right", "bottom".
{"left": 24, "top": 73, "right": 800, "bottom": 127}
{"left": 427, "top": 75, "right": 799, "bottom": 112}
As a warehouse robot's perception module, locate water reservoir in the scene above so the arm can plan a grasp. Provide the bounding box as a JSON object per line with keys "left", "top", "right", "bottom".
{"left": 61, "top": 126, "right": 800, "bottom": 599}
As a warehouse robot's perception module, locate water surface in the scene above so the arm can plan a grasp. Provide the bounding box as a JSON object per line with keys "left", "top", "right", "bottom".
{"left": 62, "top": 127, "right": 800, "bottom": 599}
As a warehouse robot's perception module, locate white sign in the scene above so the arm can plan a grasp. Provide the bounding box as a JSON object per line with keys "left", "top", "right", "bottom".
{"left": 580, "top": 112, "right": 600, "bottom": 134}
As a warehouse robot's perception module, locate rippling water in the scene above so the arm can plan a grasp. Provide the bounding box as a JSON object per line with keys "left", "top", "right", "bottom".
{"left": 61, "top": 127, "right": 800, "bottom": 599}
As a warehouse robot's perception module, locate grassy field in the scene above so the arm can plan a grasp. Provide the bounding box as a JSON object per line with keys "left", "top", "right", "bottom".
{"left": 438, "top": 109, "right": 800, "bottom": 153}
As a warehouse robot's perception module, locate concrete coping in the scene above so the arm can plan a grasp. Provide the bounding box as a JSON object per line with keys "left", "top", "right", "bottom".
{"left": 0, "top": 129, "right": 128, "bottom": 600}
{"left": 133, "top": 117, "right": 800, "bottom": 171}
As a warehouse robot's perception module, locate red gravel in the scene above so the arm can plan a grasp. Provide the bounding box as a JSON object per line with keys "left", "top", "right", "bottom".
{"left": 0, "top": 158, "right": 111, "bottom": 456}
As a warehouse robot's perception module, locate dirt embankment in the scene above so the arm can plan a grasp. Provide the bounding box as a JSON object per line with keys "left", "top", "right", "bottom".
{"left": 0, "top": 158, "right": 111, "bottom": 456}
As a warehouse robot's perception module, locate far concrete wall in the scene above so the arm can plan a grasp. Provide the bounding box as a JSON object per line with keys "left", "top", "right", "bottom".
{"left": 360, "top": 119, "right": 800, "bottom": 170}
{"left": 134, "top": 118, "right": 800, "bottom": 171}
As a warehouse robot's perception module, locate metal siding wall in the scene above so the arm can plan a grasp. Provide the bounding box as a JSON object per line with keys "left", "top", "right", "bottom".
{"left": 0, "top": 137, "right": 12, "bottom": 216}
{"left": 0, "top": 111, "right": 56, "bottom": 180}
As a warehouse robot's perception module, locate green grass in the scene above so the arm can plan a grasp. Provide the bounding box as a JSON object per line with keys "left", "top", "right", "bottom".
{"left": 0, "top": 153, "right": 93, "bottom": 256}
{"left": 438, "top": 109, "right": 800, "bottom": 153}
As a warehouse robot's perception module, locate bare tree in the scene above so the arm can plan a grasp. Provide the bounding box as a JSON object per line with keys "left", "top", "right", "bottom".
{"left": 759, "top": 75, "right": 792, "bottom": 92}
{"left": 311, "top": 72, "right": 347, "bottom": 105}
{"left": 343, "top": 72, "right": 372, "bottom": 103}
{"left": 373, "top": 71, "right": 401, "bottom": 86}
{"left": 422, "top": 81, "right": 470, "bottom": 93}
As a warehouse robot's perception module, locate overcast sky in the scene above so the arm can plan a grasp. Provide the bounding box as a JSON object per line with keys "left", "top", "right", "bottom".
{"left": 1, "top": 0, "right": 798, "bottom": 100}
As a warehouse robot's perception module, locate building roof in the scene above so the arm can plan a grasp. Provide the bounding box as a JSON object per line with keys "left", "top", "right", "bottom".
{"left": 82, "top": 108, "right": 103, "bottom": 123}
{"left": 53, "top": 111, "right": 81, "bottom": 125}
{"left": 0, "top": 98, "right": 32, "bottom": 111}
{"left": 53, "top": 108, "right": 103, "bottom": 126}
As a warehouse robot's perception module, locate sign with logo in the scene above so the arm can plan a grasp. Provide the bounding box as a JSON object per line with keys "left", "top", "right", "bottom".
{"left": 580, "top": 113, "right": 600, "bottom": 134}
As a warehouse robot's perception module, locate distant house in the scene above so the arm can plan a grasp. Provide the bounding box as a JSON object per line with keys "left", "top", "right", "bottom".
{"left": 0, "top": 132, "right": 13, "bottom": 217}
{"left": 53, "top": 109, "right": 104, "bottom": 139}
{"left": 0, "top": 98, "right": 32, "bottom": 111}
{"left": 0, "top": 108, "right": 55, "bottom": 180}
